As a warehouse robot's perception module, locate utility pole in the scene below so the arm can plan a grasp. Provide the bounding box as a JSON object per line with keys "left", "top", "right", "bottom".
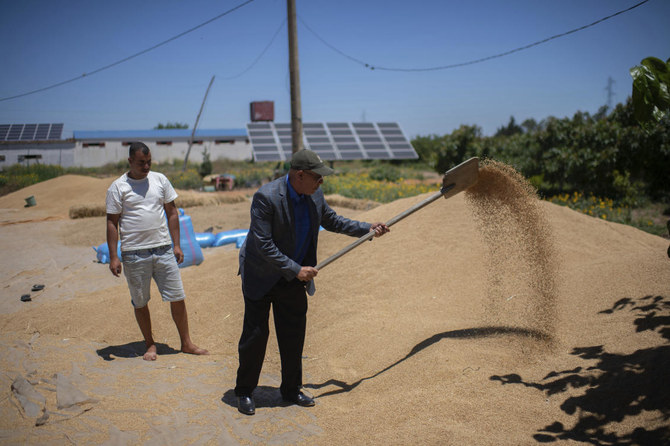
{"left": 183, "top": 75, "right": 215, "bottom": 172}
{"left": 287, "top": 0, "right": 303, "bottom": 154}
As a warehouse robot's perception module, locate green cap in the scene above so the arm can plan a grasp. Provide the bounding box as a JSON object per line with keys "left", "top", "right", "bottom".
{"left": 290, "top": 149, "right": 334, "bottom": 176}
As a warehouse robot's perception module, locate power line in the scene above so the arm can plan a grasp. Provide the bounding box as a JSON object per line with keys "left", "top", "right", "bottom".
{"left": 300, "top": 0, "right": 650, "bottom": 72}
{"left": 0, "top": 0, "right": 255, "bottom": 103}
{"left": 220, "top": 18, "right": 287, "bottom": 80}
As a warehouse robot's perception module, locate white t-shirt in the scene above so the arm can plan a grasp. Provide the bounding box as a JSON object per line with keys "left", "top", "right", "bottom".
{"left": 106, "top": 171, "right": 178, "bottom": 251}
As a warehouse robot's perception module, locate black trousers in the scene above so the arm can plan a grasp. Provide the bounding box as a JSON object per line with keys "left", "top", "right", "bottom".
{"left": 235, "top": 278, "right": 308, "bottom": 398}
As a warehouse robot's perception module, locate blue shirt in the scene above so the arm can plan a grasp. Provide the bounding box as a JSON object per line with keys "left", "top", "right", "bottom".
{"left": 286, "top": 175, "right": 312, "bottom": 264}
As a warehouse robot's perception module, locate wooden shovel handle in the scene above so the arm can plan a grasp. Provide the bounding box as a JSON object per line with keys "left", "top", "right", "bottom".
{"left": 315, "top": 157, "right": 478, "bottom": 271}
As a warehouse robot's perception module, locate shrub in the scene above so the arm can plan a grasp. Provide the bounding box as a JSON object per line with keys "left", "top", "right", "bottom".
{"left": 168, "top": 169, "right": 202, "bottom": 190}
{"left": 199, "top": 147, "right": 212, "bottom": 178}
{"left": 369, "top": 165, "right": 402, "bottom": 182}
{"left": 0, "top": 164, "right": 64, "bottom": 195}
{"left": 548, "top": 192, "right": 631, "bottom": 224}
{"left": 321, "top": 173, "right": 438, "bottom": 203}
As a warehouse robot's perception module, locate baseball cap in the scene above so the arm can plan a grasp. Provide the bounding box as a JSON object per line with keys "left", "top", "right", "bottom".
{"left": 290, "top": 149, "right": 334, "bottom": 176}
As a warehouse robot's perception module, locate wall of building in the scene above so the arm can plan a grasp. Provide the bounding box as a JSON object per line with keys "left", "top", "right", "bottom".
{"left": 0, "top": 143, "right": 76, "bottom": 167}
{"left": 1, "top": 139, "right": 253, "bottom": 168}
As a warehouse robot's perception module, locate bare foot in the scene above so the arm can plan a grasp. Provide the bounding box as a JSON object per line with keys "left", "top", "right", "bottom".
{"left": 182, "top": 343, "right": 209, "bottom": 355}
{"left": 143, "top": 344, "right": 157, "bottom": 361}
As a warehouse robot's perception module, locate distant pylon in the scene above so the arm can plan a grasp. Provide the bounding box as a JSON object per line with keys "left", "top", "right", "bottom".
{"left": 605, "top": 76, "right": 615, "bottom": 110}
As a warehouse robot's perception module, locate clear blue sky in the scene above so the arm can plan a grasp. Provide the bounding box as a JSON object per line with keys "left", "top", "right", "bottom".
{"left": 1, "top": 0, "right": 668, "bottom": 139}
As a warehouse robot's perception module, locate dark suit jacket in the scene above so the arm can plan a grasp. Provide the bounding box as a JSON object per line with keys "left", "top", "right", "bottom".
{"left": 239, "top": 175, "right": 371, "bottom": 301}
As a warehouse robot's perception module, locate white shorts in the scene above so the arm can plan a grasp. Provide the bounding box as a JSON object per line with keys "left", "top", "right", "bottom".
{"left": 122, "top": 245, "right": 186, "bottom": 308}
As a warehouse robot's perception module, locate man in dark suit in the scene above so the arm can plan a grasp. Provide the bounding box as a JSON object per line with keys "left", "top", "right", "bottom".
{"left": 234, "top": 149, "right": 389, "bottom": 415}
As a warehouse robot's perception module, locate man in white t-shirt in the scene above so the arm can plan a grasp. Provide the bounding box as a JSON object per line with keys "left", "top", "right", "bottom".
{"left": 106, "top": 142, "right": 208, "bottom": 361}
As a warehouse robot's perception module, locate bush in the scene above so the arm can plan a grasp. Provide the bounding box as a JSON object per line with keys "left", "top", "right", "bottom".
{"left": 321, "top": 173, "right": 438, "bottom": 203}
{"left": 0, "top": 164, "right": 64, "bottom": 195}
{"left": 548, "top": 192, "right": 631, "bottom": 224}
{"left": 168, "top": 169, "right": 202, "bottom": 190}
{"left": 369, "top": 165, "right": 402, "bottom": 182}
{"left": 233, "top": 166, "right": 274, "bottom": 188}
{"left": 198, "top": 148, "right": 212, "bottom": 178}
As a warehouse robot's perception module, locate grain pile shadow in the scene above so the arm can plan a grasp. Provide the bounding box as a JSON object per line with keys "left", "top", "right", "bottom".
{"left": 96, "top": 342, "right": 179, "bottom": 360}
{"left": 306, "top": 325, "right": 551, "bottom": 398}
{"left": 490, "top": 295, "right": 670, "bottom": 445}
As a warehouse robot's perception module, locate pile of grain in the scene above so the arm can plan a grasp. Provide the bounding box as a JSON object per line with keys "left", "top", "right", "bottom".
{"left": 1, "top": 163, "right": 668, "bottom": 445}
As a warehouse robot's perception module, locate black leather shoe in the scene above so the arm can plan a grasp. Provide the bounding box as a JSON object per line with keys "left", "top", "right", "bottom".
{"left": 237, "top": 396, "right": 255, "bottom": 415}
{"left": 283, "top": 391, "right": 315, "bottom": 407}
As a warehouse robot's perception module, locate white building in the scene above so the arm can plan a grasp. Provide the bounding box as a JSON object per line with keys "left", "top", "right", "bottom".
{"left": 0, "top": 125, "right": 252, "bottom": 168}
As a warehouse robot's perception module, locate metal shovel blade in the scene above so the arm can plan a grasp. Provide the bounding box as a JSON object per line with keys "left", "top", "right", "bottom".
{"left": 316, "top": 157, "right": 479, "bottom": 270}
{"left": 441, "top": 157, "right": 480, "bottom": 200}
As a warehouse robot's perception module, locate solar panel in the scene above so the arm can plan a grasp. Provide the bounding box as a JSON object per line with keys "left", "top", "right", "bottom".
{"left": 35, "top": 124, "right": 51, "bottom": 139}
{"left": 0, "top": 123, "right": 64, "bottom": 141}
{"left": 7, "top": 125, "right": 22, "bottom": 141}
{"left": 246, "top": 122, "right": 418, "bottom": 162}
{"left": 22, "top": 124, "right": 37, "bottom": 140}
{"left": 47, "top": 123, "right": 63, "bottom": 140}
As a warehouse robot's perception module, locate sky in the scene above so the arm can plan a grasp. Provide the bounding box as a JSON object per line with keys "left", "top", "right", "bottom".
{"left": 1, "top": 0, "right": 668, "bottom": 139}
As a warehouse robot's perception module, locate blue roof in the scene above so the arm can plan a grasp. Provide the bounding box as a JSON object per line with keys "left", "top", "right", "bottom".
{"left": 73, "top": 128, "right": 247, "bottom": 140}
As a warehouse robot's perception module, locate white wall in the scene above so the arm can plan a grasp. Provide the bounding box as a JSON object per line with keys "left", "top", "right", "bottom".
{"left": 1, "top": 139, "right": 253, "bottom": 168}
{"left": 0, "top": 143, "right": 76, "bottom": 167}
{"left": 74, "top": 140, "right": 252, "bottom": 167}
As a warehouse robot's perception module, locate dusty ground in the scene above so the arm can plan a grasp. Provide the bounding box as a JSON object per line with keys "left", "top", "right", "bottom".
{"left": 0, "top": 173, "right": 668, "bottom": 445}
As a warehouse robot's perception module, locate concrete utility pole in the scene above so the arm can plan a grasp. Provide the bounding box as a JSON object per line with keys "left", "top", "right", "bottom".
{"left": 287, "top": 0, "right": 303, "bottom": 153}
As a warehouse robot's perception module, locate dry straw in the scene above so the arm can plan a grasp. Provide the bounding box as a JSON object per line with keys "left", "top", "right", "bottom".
{"left": 68, "top": 191, "right": 248, "bottom": 219}
{"left": 323, "top": 194, "right": 380, "bottom": 211}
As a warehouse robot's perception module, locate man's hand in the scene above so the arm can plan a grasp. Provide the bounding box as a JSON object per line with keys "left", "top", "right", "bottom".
{"left": 109, "top": 257, "right": 122, "bottom": 277}
{"left": 297, "top": 266, "right": 318, "bottom": 282}
{"left": 370, "top": 222, "right": 390, "bottom": 238}
{"left": 173, "top": 245, "right": 184, "bottom": 264}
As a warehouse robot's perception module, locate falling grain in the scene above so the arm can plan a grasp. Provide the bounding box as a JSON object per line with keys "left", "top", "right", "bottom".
{"left": 465, "top": 160, "right": 559, "bottom": 340}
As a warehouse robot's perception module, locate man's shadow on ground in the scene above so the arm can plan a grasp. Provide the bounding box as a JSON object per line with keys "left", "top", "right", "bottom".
{"left": 96, "top": 341, "right": 180, "bottom": 361}
{"left": 221, "top": 386, "right": 294, "bottom": 410}
{"left": 305, "top": 325, "right": 550, "bottom": 398}
{"left": 219, "top": 326, "right": 549, "bottom": 410}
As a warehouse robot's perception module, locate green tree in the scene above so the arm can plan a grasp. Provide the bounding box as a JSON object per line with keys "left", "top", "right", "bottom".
{"left": 412, "top": 98, "right": 670, "bottom": 202}
{"left": 521, "top": 118, "right": 539, "bottom": 133}
{"left": 434, "top": 125, "right": 482, "bottom": 174}
{"left": 495, "top": 116, "right": 523, "bottom": 137}
{"left": 630, "top": 56, "right": 670, "bottom": 130}
{"left": 411, "top": 134, "right": 446, "bottom": 166}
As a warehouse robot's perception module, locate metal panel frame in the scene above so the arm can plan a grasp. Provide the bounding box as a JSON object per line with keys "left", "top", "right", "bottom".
{"left": 246, "top": 122, "right": 417, "bottom": 162}
{"left": 0, "top": 123, "right": 64, "bottom": 141}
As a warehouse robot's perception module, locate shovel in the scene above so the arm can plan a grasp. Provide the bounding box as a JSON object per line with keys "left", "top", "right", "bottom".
{"left": 316, "top": 157, "right": 480, "bottom": 270}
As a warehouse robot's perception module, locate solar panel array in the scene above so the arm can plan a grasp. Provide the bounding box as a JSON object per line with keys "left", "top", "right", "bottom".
{"left": 246, "top": 122, "right": 418, "bottom": 162}
{"left": 0, "top": 123, "right": 64, "bottom": 141}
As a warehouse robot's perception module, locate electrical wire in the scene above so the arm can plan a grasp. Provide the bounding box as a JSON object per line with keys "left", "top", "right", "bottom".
{"left": 0, "top": 0, "right": 255, "bottom": 102}
{"left": 299, "top": 0, "right": 650, "bottom": 72}
{"left": 220, "top": 18, "right": 287, "bottom": 80}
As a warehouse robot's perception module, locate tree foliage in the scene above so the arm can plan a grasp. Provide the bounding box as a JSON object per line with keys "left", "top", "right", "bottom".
{"left": 630, "top": 57, "right": 670, "bottom": 130}
{"left": 412, "top": 99, "right": 670, "bottom": 204}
